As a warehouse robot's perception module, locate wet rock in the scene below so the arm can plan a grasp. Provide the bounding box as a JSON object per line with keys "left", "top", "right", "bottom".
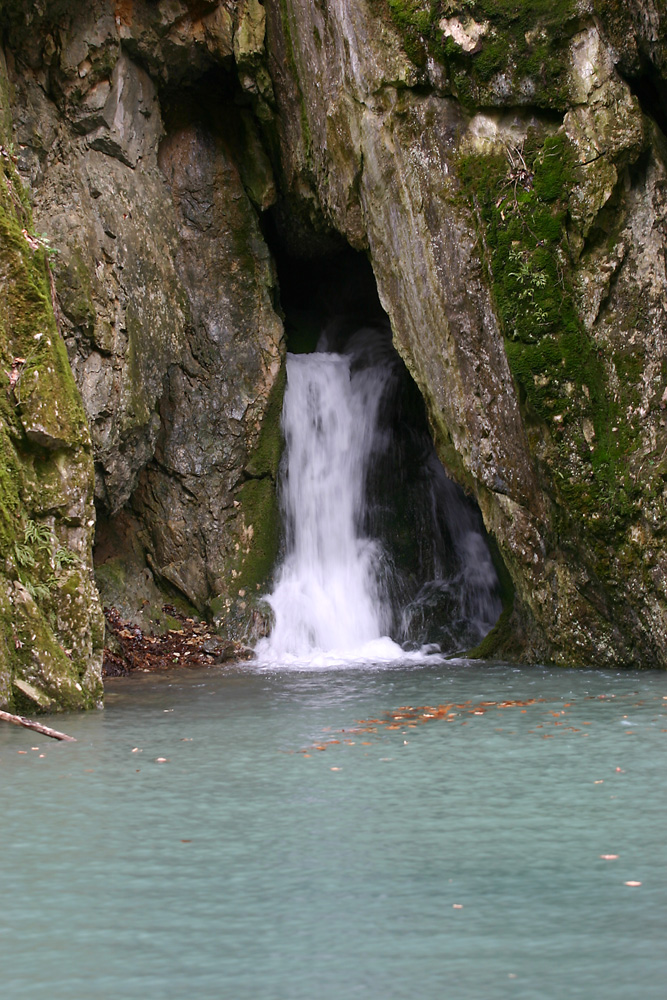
{"left": 5, "top": 2, "right": 284, "bottom": 644}
{"left": 262, "top": 0, "right": 667, "bottom": 667}
{"left": 0, "top": 46, "right": 103, "bottom": 712}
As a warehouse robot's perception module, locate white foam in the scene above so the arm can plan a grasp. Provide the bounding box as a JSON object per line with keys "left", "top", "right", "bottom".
{"left": 254, "top": 634, "right": 443, "bottom": 671}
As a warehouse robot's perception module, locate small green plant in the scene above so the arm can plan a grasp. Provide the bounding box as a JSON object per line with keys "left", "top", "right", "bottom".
{"left": 24, "top": 519, "right": 53, "bottom": 552}
{"left": 506, "top": 248, "right": 549, "bottom": 334}
{"left": 36, "top": 232, "right": 59, "bottom": 260}
{"left": 54, "top": 547, "right": 78, "bottom": 570}
{"left": 14, "top": 520, "right": 51, "bottom": 569}
{"left": 0, "top": 142, "right": 18, "bottom": 163}
{"left": 12, "top": 520, "right": 80, "bottom": 608}
{"left": 24, "top": 580, "right": 52, "bottom": 603}
{"left": 14, "top": 540, "right": 36, "bottom": 568}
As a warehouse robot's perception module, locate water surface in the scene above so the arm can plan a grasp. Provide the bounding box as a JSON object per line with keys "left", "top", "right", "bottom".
{"left": 2, "top": 659, "right": 666, "bottom": 999}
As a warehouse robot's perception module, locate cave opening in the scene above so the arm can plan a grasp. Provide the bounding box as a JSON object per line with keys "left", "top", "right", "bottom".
{"left": 261, "top": 234, "right": 503, "bottom": 658}
{"left": 620, "top": 64, "right": 667, "bottom": 141}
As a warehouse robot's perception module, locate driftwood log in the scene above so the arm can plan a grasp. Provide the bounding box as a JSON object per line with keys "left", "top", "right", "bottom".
{"left": 0, "top": 710, "right": 76, "bottom": 742}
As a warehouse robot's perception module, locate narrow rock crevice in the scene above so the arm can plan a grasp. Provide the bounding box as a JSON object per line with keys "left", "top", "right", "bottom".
{"left": 620, "top": 66, "right": 667, "bottom": 139}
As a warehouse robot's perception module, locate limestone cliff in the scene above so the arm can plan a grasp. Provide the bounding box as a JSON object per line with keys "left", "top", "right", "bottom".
{"left": 2, "top": 1, "right": 284, "bottom": 654}
{"left": 1, "top": 0, "right": 666, "bottom": 690}
{"left": 261, "top": 0, "right": 667, "bottom": 668}
{"left": 0, "top": 48, "right": 103, "bottom": 711}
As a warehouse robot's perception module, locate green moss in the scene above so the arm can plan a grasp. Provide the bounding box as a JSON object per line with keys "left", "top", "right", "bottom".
{"left": 56, "top": 247, "right": 96, "bottom": 337}
{"left": 458, "top": 135, "right": 576, "bottom": 347}
{"left": 387, "top": 0, "right": 432, "bottom": 33}
{"left": 234, "top": 364, "right": 286, "bottom": 592}
{"left": 163, "top": 614, "right": 183, "bottom": 631}
{"left": 235, "top": 476, "right": 281, "bottom": 590}
{"left": 0, "top": 158, "right": 89, "bottom": 448}
{"left": 369, "top": 0, "right": 578, "bottom": 108}
{"left": 465, "top": 605, "right": 514, "bottom": 659}
{"left": 277, "top": 0, "right": 313, "bottom": 160}
{"left": 245, "top": 363, "right": 286, "bottom": 479}
{"left": 457, "top": 130, "right": 641, "bottom": 538}
{"left": 471, "top": 37, "right": 508, "bottom": 82}
{"left": 0, "top": 137, "right": 101, "bottom": 711}
{"left": 613, "top": 349, "right": 644, "bottom": 389}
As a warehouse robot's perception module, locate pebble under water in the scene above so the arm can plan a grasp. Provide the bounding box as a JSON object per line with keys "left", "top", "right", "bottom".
{"left": 2, "top": 658, "right": 666, "bottom": 1000}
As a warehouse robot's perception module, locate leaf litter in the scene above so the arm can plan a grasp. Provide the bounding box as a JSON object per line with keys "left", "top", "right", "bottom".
{"left": 102, "top": 605, "right": 253, "bottom": 677}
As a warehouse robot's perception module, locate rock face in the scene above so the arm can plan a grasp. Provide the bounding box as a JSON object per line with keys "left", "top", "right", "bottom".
{"left": 1, "top": 0, "right": 666, "bottom": 688}
{"left": 0, "top": 49, "right": 103, "bottom": 711}
{"left": 262, "top": 0, "right": 667, "bottom": 667}
{"left": 3, "top": 1, "right": 284, "bottom": 648}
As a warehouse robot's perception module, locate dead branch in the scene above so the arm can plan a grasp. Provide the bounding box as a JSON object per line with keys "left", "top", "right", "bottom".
{"left": 0, "top": 709, "right": 77, "bottom": 742}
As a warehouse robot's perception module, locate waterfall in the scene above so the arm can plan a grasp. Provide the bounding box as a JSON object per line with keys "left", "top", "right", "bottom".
{"left": 256, "top": 325, "right": 502, "bottom": 664}
{"left": 256, "top": 335, "right": 394, "bottom": 660}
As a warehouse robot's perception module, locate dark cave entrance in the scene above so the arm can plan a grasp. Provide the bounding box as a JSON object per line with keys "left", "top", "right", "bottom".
{"left": 265, "top": 234, "right": 504, "bottom": 654}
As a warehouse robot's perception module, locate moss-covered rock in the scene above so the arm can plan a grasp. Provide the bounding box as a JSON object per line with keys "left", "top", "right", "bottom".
{"left": 0, "top": 48, "right": 103, "bottom": 710}
{"left": 260, "top": 0, "right": 667, "bottom": 667}
{"left": 367, "top": 0, "right": 586, "bottom": 108}
{"left": 1, "top": 4, "right": 286, "bottom": 651}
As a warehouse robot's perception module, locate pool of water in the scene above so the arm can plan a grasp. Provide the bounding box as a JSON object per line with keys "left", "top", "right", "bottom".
{"left": 2, "top": 659, "right": 666, "bottom": 999}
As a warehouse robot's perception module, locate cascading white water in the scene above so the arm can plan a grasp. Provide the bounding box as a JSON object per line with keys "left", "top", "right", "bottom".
{"left": 256, "top": 326, "right": 502, "bottom": 664}
{"left": 397, "top": 453, "right": 502, "bottom": 652}
{"left": 256, "top": 347, "right": 395, "bottom": 660}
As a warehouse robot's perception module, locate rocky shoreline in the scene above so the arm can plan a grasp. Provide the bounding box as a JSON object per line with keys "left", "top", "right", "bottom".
{"left": 102, "top": 605, "right": 254, "bottom": 678}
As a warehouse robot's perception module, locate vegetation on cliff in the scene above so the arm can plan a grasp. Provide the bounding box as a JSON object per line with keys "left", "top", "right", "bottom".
{"left": 458, "top": 131, "right": 642, "bottom": 537}
{"left": 0, "top": 126, "right": 103, "bottom": 710}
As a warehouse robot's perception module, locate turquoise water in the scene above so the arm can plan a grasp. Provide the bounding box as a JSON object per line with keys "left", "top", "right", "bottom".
{"left": 2, "top": 659, "right": 666, "bottom": 999}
